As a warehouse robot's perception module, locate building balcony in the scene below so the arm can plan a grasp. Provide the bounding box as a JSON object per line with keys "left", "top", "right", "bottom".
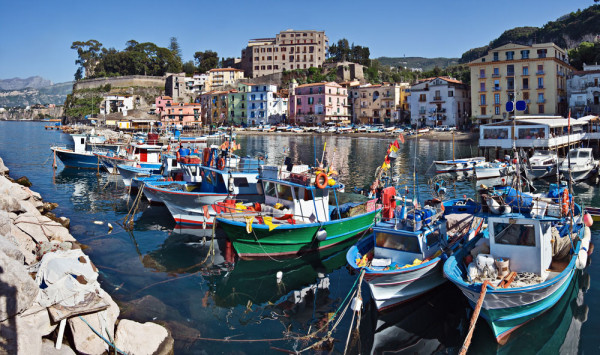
{"left": 536, "top": 71, "right": 545, "bottom": 75}
{"left": 493, "top": 87, "right": 501, "bottom": 91}
{"left": 506, "top": 86, "right": 515, "bottom": 91}
{"left": 479, "top": 74, "right": 486, "bottom": 79}
{"left": 432, "top": 96, "right": 443, "bottom": 101}
{"left": 574, "top": 101, "right": 586, "bottom": 107}
{"left": 418, "top": 99, "right": 426, "bottom": 102}
{"left": 537, "top": 99, "right": 546, "bottom": 104}
{"left": 492, "top": 73, "right": 501, "bottom": 78}
{"left": 506, "top": 72, "right": 515, "bottom": 77}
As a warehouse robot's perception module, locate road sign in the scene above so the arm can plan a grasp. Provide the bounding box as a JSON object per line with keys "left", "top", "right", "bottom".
{"left": 505, "top": 101, "right": 514, "bottom": 112}
{"left": 515, "top": 100, "right": 527, "bottom": 111}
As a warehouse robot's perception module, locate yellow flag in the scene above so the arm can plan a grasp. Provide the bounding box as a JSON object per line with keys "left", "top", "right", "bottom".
{"left": 263, "top": 216, "right": 279, "bottom": 231}
{"left": 389, "top": 145, "right": 398, "bottom": 153}
{"left": 235, "top": 202, "right": 247, "bottom": 210}
{"left": 245, "top": 216, "right": 254, "bottom": 234}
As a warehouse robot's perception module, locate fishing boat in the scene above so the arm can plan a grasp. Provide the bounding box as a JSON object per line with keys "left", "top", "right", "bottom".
{"left": 346, "top": 187, "right": 484, "bottom": 311}
{"left": 475, "top": 161, "right": 514, "bottom": 180}
{"left": 143, "top": 151, "right": 264, "bottom": 225}
{"left": 443, "top": 183, "right": 593, "bottom": 343}
{"left": 584, "top": 206, "right": 600, "bottom": 222}
{"left": 50, "top": 133, "right": 108, "bottom": 169}
{"left": 215, "top": 164, "right": 381, "bottom": 259}
{"left": 435, "top": 157, "right": 486, "bottom": 173}
{"left": 559, "top": 148, "right": 597, "bottom": 182}
{"left": 290, "top": 127, "right": 304, "bottom": 133}
{"left": 527, "top": 150, "right": 559, "bottom": 180}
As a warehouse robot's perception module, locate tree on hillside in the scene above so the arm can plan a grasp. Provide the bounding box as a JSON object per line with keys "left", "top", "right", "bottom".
{"left": 568, "top": 41, "right": 600, "bottom": 70}
{"left": 71, "top": 40, "right": 103, "bottom": 79}
{"left": 183, "top": 60, "right": 197, "bottom": 75}
{"left": 194, "top": 50, "right": 219, "bottom": 73}
{"left": 169, "top": 37, "right": 183, "bottom": 62}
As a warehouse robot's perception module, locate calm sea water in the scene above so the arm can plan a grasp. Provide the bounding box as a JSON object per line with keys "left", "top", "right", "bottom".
{"left": 0, "top": 121, "right": 598, "bottom": 354}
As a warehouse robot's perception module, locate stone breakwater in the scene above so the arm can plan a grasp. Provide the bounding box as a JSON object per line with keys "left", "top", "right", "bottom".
{"left": 0, "top": 156, "right": 174, "bottom": 354}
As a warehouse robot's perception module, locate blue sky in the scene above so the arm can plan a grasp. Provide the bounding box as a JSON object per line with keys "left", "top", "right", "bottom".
{"left": 0, "top": 0, "right": 594, "bottom": 83}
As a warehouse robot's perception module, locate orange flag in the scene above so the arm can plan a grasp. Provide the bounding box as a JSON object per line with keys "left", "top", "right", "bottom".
{"left": 398, "top": 134, "right": 405, "bottom": 144}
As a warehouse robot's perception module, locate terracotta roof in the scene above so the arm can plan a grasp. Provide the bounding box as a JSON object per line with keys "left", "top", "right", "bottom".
{"left": 209, "top": 68, "right": 243, "bottom": 72}
{"left": 160, "top": 96, "right": 173, "bottom": 100}
{"left": 296, "top": 81, "right": 341, "bottom": 88}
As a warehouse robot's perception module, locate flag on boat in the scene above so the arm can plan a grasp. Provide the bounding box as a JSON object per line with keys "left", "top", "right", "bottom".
{"left": 398, "top": 134, "right": 405, "bottom": 144}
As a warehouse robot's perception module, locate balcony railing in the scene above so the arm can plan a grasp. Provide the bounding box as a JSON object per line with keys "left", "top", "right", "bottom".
{"left": 494, "top": 87, "right": 501, "bottom": 91}
{"left": 432, "top": 96, "right": 442, "bottom": 101}
{"left": 574, "top": 101, "right": 586, "bottom": 106}
{"left": 536, "top": 71, "right": 545, "bottom": 75}
{"left": 492, "top": 73, "right": 501, "bottom": 78}
{"left": 479, "top": 74, "right": 486, "bottom": 78}
{"left": 537, "top": 99, "right": 546, "bottom": 104}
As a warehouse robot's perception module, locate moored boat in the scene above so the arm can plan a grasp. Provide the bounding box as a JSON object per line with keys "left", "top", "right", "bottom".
{"left": 527, "top": 150, "right": 559, "bottom": 180}
{"left": 435, "top": 157, "right": 486, "bottom": 173}
{"left": 559, "top": 148, "right": 597, "bottom": 182}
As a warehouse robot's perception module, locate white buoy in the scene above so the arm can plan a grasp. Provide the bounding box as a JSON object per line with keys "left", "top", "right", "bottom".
{"left": 107, "top": 223, "right": 113, "bottom": 234}
{"left": 350, "top": 296, "right": 363, "bottom": 312}
{"left": 276, "top": 271, "right": 283, "bottom": 283}
{"left": 93, "top": 221, "right": 104, "bottom": 225}
{"left": 316, "top": 229, "right": 327, "bottom": 241}
{"left": 577, "top": 226, "right": 591, "bottom": 269}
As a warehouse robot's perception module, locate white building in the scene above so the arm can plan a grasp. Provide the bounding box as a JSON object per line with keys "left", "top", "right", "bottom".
{"left": 100, "top": 95, "right": 135, "bottom": 116}
{"left": 409, "top": 77, "right": 471, "bottom": 128}
{"left": 246, "top": 84, "right": 288, "bottom": 125}
{"left": 567, "top": 63, "right": 600, "bottom": 117}
{"left": 186, "top": 73, "right": 209, "bottom": 94}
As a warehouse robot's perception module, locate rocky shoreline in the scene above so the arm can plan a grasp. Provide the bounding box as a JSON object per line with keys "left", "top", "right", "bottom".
{"left": 0, "top": 157, "right": 174, "bottom": 354}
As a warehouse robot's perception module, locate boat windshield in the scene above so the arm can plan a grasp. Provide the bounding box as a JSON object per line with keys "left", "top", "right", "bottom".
{"left": 568, "top": 150, "right": 579, "bottom": 159}
{"left": 533, "top": 150, "right": 550, "bottom": 156}
{"left": 579, "top": 151, "right": 591, "bottom": 158}
{"left": 376, "top": 232, "right": 421, "bottom": 253}
{"left": 493, "top": 222, "right": 536, "bottom": 247}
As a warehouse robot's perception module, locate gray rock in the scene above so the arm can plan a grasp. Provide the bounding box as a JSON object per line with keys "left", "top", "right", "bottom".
{"left": 42, "top": 338, "right": 77, "bottom": 355}
{"left": 14, "top": 213, "right": 49, "bottom": 244}
{"left": 0, "top": 236, "right": 25, "bottom": 263}
{"left": 0, "top": 194, "right": 25, "bottom": 214}
{"left": 10, "top": 225, "right": 38, "bottom": 264}
{"left": 0, "top": 211, "right": 11, "bottom": 236}
{"left": 0, "top": 250, "right": 39, "bottom": 322}
{"left": 115, "top": 319, "right": 174, "bottom": 355}
{"left": 0, "top": 312, "right": 42, "bottom": 354}
{"left": 0, "top": 157, "right": 8, "bottom": 176}
{"left": 9, "top": 183, "right": 32, "bottom": 201}
{"left": 19, "top": 199, "right": 42, "bottom": 216}
{"left": 20, "top": 303, "right": 57, "bottom": 336}
{"left": 68, "top": 289, "right": 120, "bottom": 355}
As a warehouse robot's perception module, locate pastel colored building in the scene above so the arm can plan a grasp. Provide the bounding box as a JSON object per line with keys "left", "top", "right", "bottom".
{"left": 228, "top": 83, "right": 252, "bottom": 125}
{"left": 247, "top": 84, "right": 287, "bottom": 125}
{"left": 469, "top": 42, "right": 573, "bottom": 124}
{"left": 201, "top": 91, "right": 230, "bottom": 126}
{"left": 288, "top": 81, "right": 349, "bottom": 125}
{"left": 350, "top": 83, "right": 410, "bottom": 125}
{"left": 409, "top": 77, "right": 471, "bottom": 128}
{"left": 206, "top": 68, "right": 245, "bottom": 91}
{"left": 160, "top": 102, "right": 202, "bottom": 128}
{"left": 155, "top": 96, "right": 173, "bottom": 115}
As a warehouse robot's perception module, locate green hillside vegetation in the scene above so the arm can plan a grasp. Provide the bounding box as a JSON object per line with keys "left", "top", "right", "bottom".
{"left": 376, "top": 57, "right": 460, "bottom": 71}
{"left": 459, "top": 5, "right": 600, "bottom": 63}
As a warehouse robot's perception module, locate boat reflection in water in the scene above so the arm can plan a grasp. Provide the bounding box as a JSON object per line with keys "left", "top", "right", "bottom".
{"left": 353, "top": 283, "right": 467, "bottom": 354}
{"left": 209, "top": 237, "right": 357, "bottom": 308}
{"left": 469, "top": 270, "right": 589, "bottom": 354}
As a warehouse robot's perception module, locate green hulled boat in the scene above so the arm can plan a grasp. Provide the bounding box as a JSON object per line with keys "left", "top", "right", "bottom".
{"left": 216, "top": 164, "right": 381, "bottom": 259}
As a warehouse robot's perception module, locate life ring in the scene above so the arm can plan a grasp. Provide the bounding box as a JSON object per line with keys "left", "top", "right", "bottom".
{"left": 217, "top": 157, "right": 225, "bottom": 170}
{"left": 561, "top": 189, "right": 569, "bottom": 216}
{"left": 315, "top": 172, "right": 328, "bottom": 189}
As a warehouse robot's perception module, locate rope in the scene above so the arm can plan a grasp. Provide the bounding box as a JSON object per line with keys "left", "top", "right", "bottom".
{"left": 78, "top": 315, "right": 126, "bottom": 355}
{"left": 122, "top": 184, "right": 144, "bottom": 230}
{"left": 460, "top": 280, "right": 494, "bottom": 355}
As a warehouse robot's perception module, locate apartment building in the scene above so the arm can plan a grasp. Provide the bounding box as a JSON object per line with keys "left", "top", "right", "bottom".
{"left": 409, "top": 77, "right": 471, "bottom": 128}
{"left": 160, "top": 102, "right": 202, "bottom": 128}
{"left": 567, "top": 63, "right": 600, "bottom": 117}
{"left": 288, "top": 81, "right": 349, "bottom": 125}
{"left": 200, "top": 91, "right": 229, "bottom": 126}
{"left": 206, "top": 68, "right": 245, "bottom": 92}
{"left": 469, "top": 43, "right": 573, "bottom": 124}
{"left": 350, "top": 83, "right": 410, "bottom": 125}
{"left": 228, "top": 83, "right": 251, "bottom": 125}
{"left": 240, "top": 29, "right": 328, "bottom": 78}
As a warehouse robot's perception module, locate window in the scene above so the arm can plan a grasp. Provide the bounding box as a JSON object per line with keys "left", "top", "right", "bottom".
{"left": 296, "top": 98, "right": 301, "bottom": 105}
{"left": 537, "top": 49, "right": 547, "bottom": 58}
{"left": 537, "top": 64, "right": 544, "bottom": 74}
{"left": 494, "top": 80, "right": 500, "bottom": 90}
{"left": 523, "top": 66, "right": 529, "bottom": 75}
{"left": 493, "top": 67, "right": 500, "bottom": 76}
{"left": 479, "top": 69, "right": 485, "bottom": 78}
{"left": 276, "top": 184, "right": 294, "bottom": 201}
{"left": 538, "top": 77, "right": 544, "bottom": 88}
{"left": 448, "top": 91, "right": 454, "bottom": 97}
{"left": 481, "top": 107, "right": 486, "bottom": 115}
{"left": 493, "top": 52, "right": 499, "bottom": 61}
{"left": 539, "top": 104, "right": 544, "bottom": 113}
{"left": 494, "top": 93, "right": 500, "bottom": 104}
{"left": 308, "top": 97, "right": 314, "bottom": 104}
{"left": 507, "top": 78, "right": 514, "bottom": 90}
{"left": 263, "top": 181, "right": 277, "bottom": 198}
{"left": 493, "top": 222, "right": 536, "bottom": 246}
{"left": 506, "top": 51, "right": 514, "bottom": 60}
{"left": 523, "top": 78, "right": 529, "bottom": 89}
{"left": 376, "top": 232, "right": 421, "bottom": 253}
{"left": 521, "top": 50, "right": 530, "bottom": 59}
{"left": 480, "top": 94, "right": 486, "bottom": 105}
{"left": 538, "top": 93, "right": 544, "bottom": 103}
{"left": 507, "top": 65, "right": 514, "bottom": 76}
{"left": 480, "top": 82, "right": 485, "bottom": 91}
{"left": 495, "top": 106, "right": 500, "bottom": 115}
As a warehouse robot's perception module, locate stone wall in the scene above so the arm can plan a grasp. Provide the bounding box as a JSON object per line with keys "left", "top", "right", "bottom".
{"left": 73, "top": 75, "right": 166, "bottom": 91}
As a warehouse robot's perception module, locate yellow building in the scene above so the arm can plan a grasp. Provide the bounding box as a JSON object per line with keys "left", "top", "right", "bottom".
{"left": 200, "top": 91, "right": 229, "bottom": 126}
{"left": 469, "top": 43, "right": 573, "bottom": 124}
{"left": 206, "top": 68, "right": 245, "bottom": 91}
{"left": 350, "top": 83, "right": 410, "bottom": 125}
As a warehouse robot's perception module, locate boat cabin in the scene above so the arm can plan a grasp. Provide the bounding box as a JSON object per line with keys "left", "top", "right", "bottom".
{"left": 488, "top": 216, "right": 553, "bottom": 279}
{"left": 128, "top": 143, "right": 164, "bottom": 164}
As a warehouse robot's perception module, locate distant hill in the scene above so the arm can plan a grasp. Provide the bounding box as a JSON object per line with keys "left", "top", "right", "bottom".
{"left": 376, "top": 56, "right": 460, "bottom": 71}
{"left": 459, "top": 4, "right": 600, "bottom": 63}
{"left": 0, "top": 76, "right": 53, "bottom": 90}
{"left": 0, "top": 81, "right": 73, "bottom": 108}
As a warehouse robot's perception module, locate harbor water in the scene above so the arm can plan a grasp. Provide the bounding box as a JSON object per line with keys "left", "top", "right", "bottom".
{"left": 1, "top": 120, "right": 598, "bottom": 354}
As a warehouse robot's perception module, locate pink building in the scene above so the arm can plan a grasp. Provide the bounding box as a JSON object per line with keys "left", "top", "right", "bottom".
{"left": 155, "top": 96, "right": 173, "bottom": 115}
{"left": 160, "top": 102, "right": 202, "bottom": 128}
{"left": 288, "top": 81, "right": 349, "bottom": 125}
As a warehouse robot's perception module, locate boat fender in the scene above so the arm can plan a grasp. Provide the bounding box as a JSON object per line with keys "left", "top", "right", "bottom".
{"left": 561, "top": 189, "right": 569, "bottom": 216}
{"left": 228, "top": 175, "right": 234, "bottom": 193}
{"left": 576, "top": 226, "right": 592, "bottom": 269}
{"left": 316, "top": 229, "right": 327, "bottom": 241}
{"left": 351, "top": 296, "right": 363, "bottom": 312}
{"left": 276, "top": 271, "right": 283, "bottom": 284}
{"left": 583, "top": 213, "right": 594, "bottom": 227}
{"left": 315, "top": 172, "right": 328, "bottom": 189}
{"left": 486, "top": 197, "right": 511, "bottom": 215}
